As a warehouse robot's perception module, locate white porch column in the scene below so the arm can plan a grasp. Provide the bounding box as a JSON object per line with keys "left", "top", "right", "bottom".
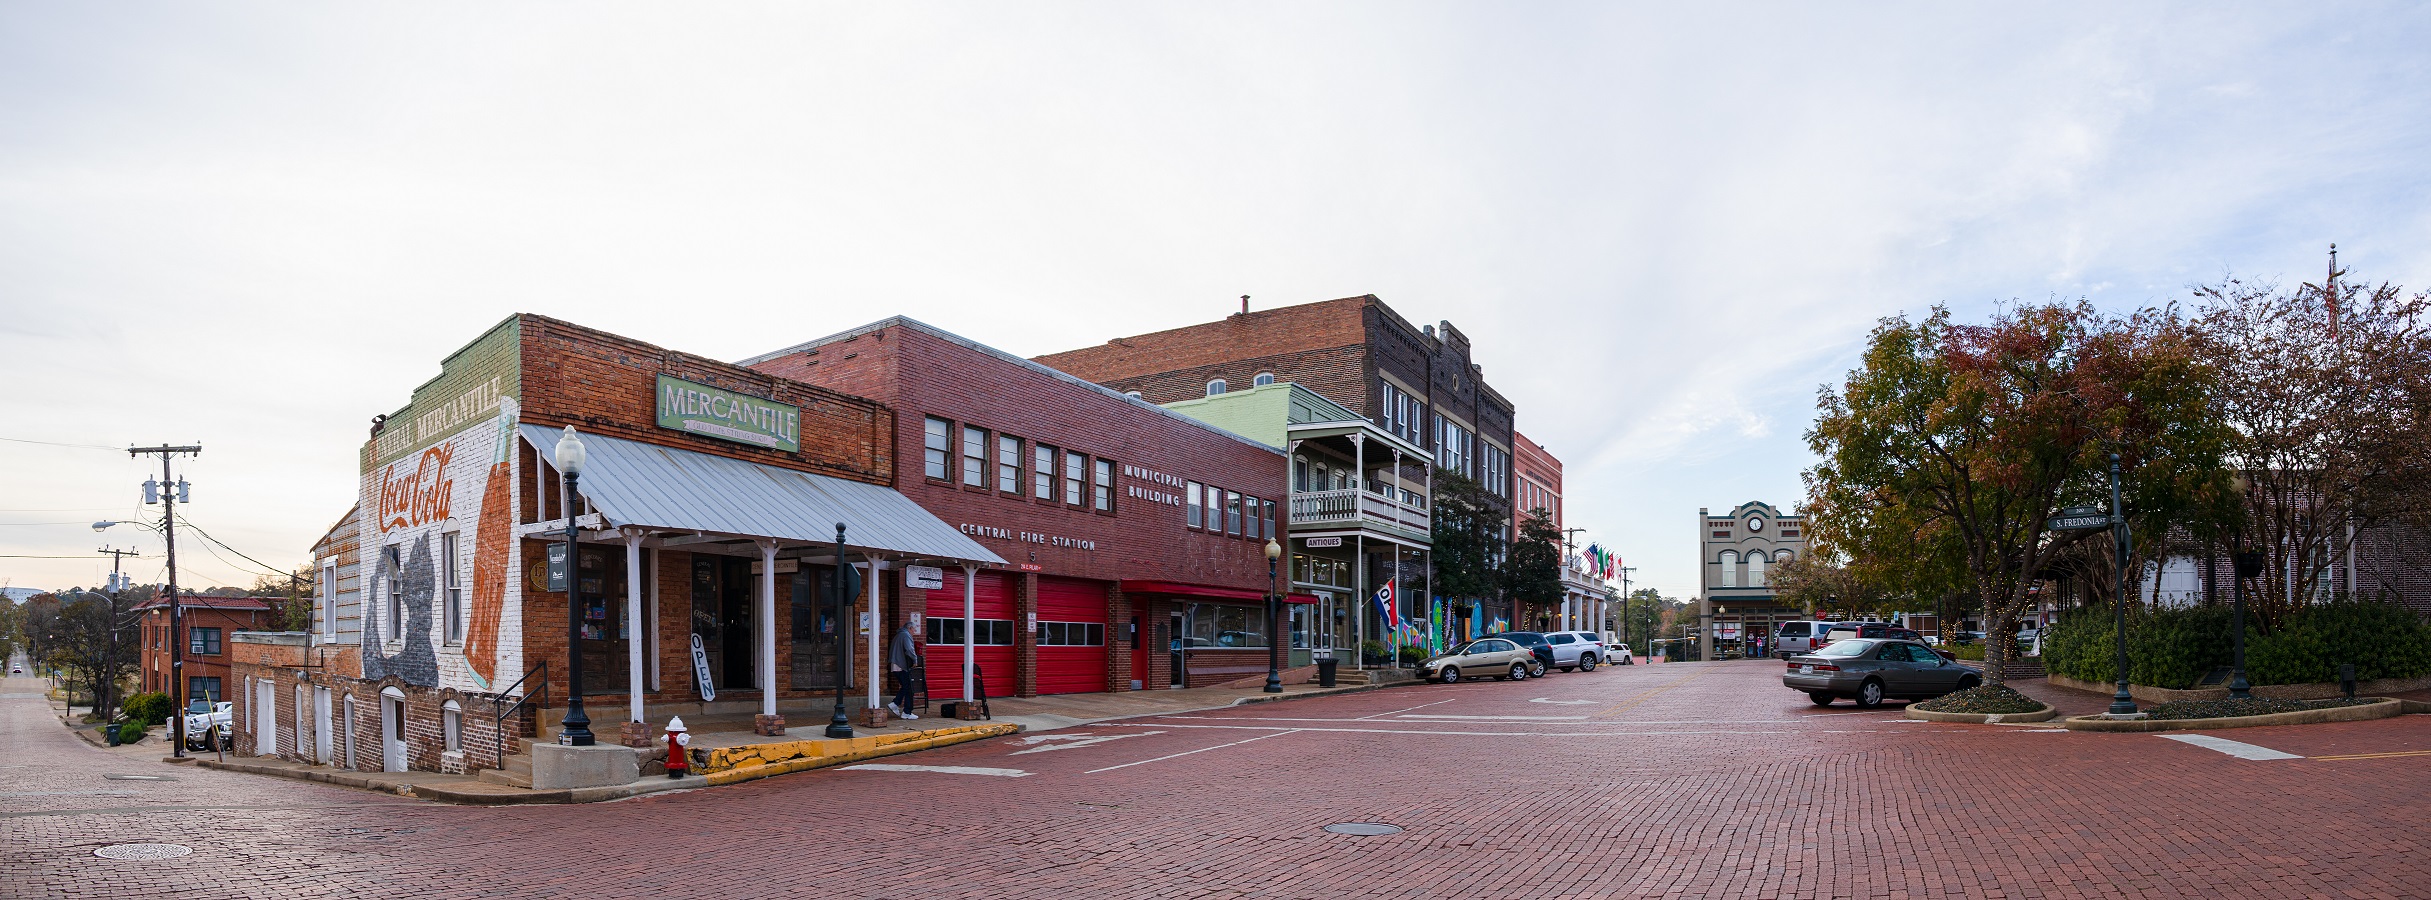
{"left": 623, "top": 529, "right": 647, "bottom": 724}
{"left": 758, "top": 540, "right": 778, "bottom": 720}
{"left": 866, "top": 558, "right": 884, "bottom": 711}
{"left": 961, "top": 564, "right": 977, "bottom": 702}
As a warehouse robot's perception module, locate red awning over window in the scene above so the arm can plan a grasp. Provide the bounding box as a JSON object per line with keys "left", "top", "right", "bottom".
{"left": 1119, "top": 579, "right": 1318, "bottom": 604}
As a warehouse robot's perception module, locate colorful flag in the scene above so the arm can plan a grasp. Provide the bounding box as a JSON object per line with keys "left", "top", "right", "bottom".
{"left": 1372, "top": 578, "right": 1397, "bottom": 627}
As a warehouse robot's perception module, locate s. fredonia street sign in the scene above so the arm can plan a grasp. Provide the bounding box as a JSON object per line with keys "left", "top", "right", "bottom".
{"left": 2048, "top": 506, "right": 2111, "bottom": 532}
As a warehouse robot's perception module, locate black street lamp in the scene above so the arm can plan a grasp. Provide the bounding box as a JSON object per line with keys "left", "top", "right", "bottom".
{"left": 826, "top": 523, "right": 856, "bottom": 739}
{"left": 2228, "top": 474, "right": 2261, "bottom": 701}
{"left": 2106, "top": 453, "right": 2138, "bottom": 718}
{"left": 1263, "top": 539, "right": 1284, "bottom": 694}
{"left": 554, "top": 427, "right": 594, "bottom": 747}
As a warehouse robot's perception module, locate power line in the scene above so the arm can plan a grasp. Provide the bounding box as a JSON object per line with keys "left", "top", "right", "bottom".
{"left": 0, "top": 436, "right": 122, "bottom": 451}
{"left": 176, "top": 517, "right": 297, "bottom": 580}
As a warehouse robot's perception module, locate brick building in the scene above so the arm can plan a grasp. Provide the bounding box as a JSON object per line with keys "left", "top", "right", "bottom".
{"left": 239, "top": 313, "right": 999, "bottom": 778}
{"left": 1036, "top": 295, "right": 1518, "bottom": 630}
{"left": 1698, "top": 502, "right": 1809, "bottom": 660}
{"left": 1511, "top": 432, "right": 1611, "bottom": 635}
{"left": 136, "top": 593, "right": 276, "bottom": 705}
{"left": 741, "top": 317, "right": 1309, "bottom": 692}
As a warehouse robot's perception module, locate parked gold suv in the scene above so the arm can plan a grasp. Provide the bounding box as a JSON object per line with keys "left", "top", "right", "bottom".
{"left": 1420, "top": 638, "right": 1546, "bottom": 684}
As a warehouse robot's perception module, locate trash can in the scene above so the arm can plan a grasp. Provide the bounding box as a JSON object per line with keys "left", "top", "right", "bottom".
{"left": 1315, "top": 650, "right": 1338, "bottom": 688}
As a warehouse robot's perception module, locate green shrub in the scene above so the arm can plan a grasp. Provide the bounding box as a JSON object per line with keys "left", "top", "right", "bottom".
{"left": 121, "top": 692, "right": 172, "bottom": 727}
{"left": 1359, "top": 640, "right": 1389, "bottom": 665}
{"left": 2046, "top": 598, "right": 2431, "bottom": 688}
{"left": 1948, "top": 643, "right": 1986, "bottom": 661}
{"left": 116, "top": 722, "right": 149, "bottom": 744}
{"left": 1396, "top": 645, "right": 1429, "bottom": 666}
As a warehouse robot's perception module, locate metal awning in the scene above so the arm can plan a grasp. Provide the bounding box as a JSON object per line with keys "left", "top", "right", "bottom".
{"left": 520, "top": 424, "right": 1002, "bottom": 564}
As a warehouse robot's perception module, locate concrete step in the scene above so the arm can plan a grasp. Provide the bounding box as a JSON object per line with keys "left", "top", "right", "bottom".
{"left": 477, "top": 766, "right": 533, "bottom": 788}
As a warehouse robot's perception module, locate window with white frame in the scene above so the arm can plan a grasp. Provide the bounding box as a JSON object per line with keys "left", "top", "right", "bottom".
{"left": 997, "top": 435, "right": 1021, "bottom": 493}
{"left": 384, "top": 545, "right": 402, "bottom": 640}
{"left": 320, "top": 562, "right": 336, "bottom": 638}
{"left": 923, "top": 416, "right": 952, "bottom": 480}
{"left": 962, "top": 424, "right": 987, "bottom": 488}
{"left": 1377, "top": 381, "right": 1423, "bottom": 445}
{"left": 1479, "top": 444, "right": 1509, "bottom": 497}
{"left": 1718, "top": 551, "right": 1739, "bottom": 588}
{"left": 1206, "top": 379, "right": 1227, "bottom": 396}
{"left": 1253, "top": 372, "right": 1275, "bottom": 387}
{"left": 1033, "top": 444, "right": 1056, "bottom": 500}
{"left": 442, "top": 531, "right": 463, "bottom": 643}
{"left": 1434, "top": 415, "right": 1474, "bottom": 475}
{"left": 1186, "top": 481, "right": 1205, "bottom": 528}
{"left": 1063, "top": 451, "right": 1086, "bottom": 506}
{"left": 1093, "top": 459, "right": 1114, "bottom": 512}
{"left": 1747, "top": 553, "right": 1767, "bottom": 587}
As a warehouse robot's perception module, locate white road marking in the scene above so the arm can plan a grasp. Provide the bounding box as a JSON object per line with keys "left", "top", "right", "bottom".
{"left": 1106, "top": 722, "right": 1885, "bottom": 737}
{"left": 840, "top": 764, "right": 1031, "bottom": 777}
{"left": 1355, "top": 699, "right": 1455, "bottom": 720}
{"left": 1084, "top": 730, "right": 1301, "bottom": 774}
{"left": 2158, "top": 734, "right": 2304, "bottom": 760}
{"left": 1399, "top": 714, "right": 1589, "bottom": 722}
{"left": 1010, "top": 731, "right": 1163, "bottom": 755}
{"left": 1530, "top": 698, "right": 1596, "bottom": 705}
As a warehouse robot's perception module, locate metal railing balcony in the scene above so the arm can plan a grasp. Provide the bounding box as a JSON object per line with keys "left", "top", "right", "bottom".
{"left": 1289, "top": 487, "right": 1430, "bottom": 535}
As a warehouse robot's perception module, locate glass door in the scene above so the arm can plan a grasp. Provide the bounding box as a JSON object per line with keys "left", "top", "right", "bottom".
{"left": 575, "top": 546, "right": 628, "bottom": 694}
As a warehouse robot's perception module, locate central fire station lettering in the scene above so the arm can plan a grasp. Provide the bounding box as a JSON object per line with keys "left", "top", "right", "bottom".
{"left": 958, "top": 522, "right": 1096, "bottom": 551}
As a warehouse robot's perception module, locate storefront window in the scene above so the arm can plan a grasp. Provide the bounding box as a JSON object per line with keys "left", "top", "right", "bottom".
{"left": 1187, "top": 603, "right": 1269, "bottom": 648}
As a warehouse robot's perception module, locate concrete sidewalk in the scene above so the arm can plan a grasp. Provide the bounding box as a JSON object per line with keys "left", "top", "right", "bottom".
{"left": 177, "top": 673, "right": 1418, "bottom": 804}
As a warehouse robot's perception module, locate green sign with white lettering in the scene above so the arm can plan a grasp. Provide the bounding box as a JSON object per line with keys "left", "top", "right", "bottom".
{"left": 655, "top": 375, "right": 801, "bottom": 453}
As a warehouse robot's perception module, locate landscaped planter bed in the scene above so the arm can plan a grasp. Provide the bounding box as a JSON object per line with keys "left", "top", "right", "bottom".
{"left": 2061, "top": 697, "right": 2402, "bottom": 732}
{"left": 1904, "top": 684, "right": 2057, "bottom": 724}
{"left": 2048, "top": 672, "right": 2431, "bottom": 704}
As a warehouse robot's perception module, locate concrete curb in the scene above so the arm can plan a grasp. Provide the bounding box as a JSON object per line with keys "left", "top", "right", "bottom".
{"left": 2061, "top": 697, "right": 2404, "bottom": 732}
{"left": 702, "top": 723, "right": 1021, "bottom": 787}
{"left": 2049, "top": 672, "right": 2431, "bottom": 704}
{"left": 1905, "top": 704, "right": 2058, "bottom": 724}
{"left": 1225, "top": 679, "right": 1418, "bottom": 707}
{"left": 197, "top": 759, "right": 420, "bottom": 796}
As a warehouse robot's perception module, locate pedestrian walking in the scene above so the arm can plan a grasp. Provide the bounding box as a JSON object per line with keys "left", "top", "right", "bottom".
{"left": 887, "top": 618, "right": 923, "bottom": 720}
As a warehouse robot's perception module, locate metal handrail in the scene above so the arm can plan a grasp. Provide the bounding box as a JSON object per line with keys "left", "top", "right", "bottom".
{"left": 492, "top": 661, "right": 550, "bottom": 770}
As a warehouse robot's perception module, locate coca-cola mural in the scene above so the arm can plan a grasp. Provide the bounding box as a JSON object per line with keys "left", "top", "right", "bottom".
{"left": 377, "top": 442, "right": 457, "bottom": 534}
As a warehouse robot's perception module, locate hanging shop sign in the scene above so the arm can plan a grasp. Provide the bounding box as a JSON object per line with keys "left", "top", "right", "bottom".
{"left": 544, "top": 543, "right": 570, "bottom": 592}
{"left": 749, "top": 558, "right": 801, "bottom": 575}
{"left": 689, "top": 634, "right": 717, "bottom": 701}
{"left": 904, "top": 565, "right": 945, "bottom": 590}
{"left": 655, "top": 374, "right": 801, "bottom": 452}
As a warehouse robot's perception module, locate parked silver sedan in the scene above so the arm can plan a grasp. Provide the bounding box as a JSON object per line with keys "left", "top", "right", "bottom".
{"left": 1783, "top": 639, "right": 1981, "bottom": 708}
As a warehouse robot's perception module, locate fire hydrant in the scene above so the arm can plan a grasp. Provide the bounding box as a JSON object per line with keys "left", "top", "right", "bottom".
{"left": 664, "top": 716, "right": 691, "bottom": 780}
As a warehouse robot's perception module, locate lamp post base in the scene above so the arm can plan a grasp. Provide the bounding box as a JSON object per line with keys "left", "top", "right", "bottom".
{"left": 825, "top": 704, "right": 855, "bottom": 739}
{"left": 1262, "top": 673, "right": 1283, "bottom": 693}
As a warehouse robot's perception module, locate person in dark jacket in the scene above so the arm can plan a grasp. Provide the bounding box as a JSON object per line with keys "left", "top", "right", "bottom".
{"left": 887, "top": 619, "right": 923, "bottom": 720}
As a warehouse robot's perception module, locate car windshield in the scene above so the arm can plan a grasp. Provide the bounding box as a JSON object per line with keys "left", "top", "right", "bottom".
{"left": 1815, "top": 639, "right": 1878, "bottom": 658}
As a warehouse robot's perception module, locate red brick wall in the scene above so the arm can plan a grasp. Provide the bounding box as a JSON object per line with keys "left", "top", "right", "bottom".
{"left": 139, "top": 601, "right": 276, "bottom": 697}
{"left": 751, "top": 321, "right": 1288, "bottom": 590}
{"left": 516, "top": 314, "right": 894, "bottom": 485}
{"left": 1033, "top": 297, "right": 1371, "bottom": 388}
{"left": 1513, "top": 431, "right": 1562, "bottom": 530}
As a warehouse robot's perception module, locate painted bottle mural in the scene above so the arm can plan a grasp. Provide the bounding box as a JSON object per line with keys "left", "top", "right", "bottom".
{"left": 462, "top": 397, "right": 518, "bottom": 688}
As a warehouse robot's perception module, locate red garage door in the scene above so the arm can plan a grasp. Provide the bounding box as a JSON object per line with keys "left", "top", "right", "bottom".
{"left": 1035, "top": 576, "right": 1110, "bottom": 695}
{"left": 923, "top": 570, "right": 1013, "bottom": 702}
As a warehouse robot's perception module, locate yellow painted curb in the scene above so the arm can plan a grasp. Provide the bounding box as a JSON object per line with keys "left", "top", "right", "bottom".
{"left": 703, "top": 724, "right": 1019, "bottom": 786}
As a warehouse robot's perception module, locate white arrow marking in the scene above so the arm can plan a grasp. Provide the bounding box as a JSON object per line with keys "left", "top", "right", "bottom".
{"left": 1009, "top": 731, "right": 1164, "bottom": 754}
{"left": 840, "top": 764, "right": 1031, "bottom": 777}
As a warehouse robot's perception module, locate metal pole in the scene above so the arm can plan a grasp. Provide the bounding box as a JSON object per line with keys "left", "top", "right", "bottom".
{"left": 1264, "top": 555, "right": 1283, "bottom": 693}
{"left": 2230, "top": 546, "right": 2258, "bottom": 700}
{"left": 826, "top": 523, "right": 854, "bottom": 739}
{"left": 2107, "top": 453, "right": 2136, "bottom": 717}
{"left": 560, "top": 471, "right": 593, "bottom": 745}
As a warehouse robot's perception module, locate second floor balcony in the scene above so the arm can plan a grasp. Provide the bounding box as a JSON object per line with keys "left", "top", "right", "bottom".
{"left": 1289, "top": 484, "right": 1430, "bottom": 538}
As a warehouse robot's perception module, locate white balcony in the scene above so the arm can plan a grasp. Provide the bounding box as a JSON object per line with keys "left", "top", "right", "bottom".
{"left": 1289, "top": 486, "right": 1430, "bottom": 537}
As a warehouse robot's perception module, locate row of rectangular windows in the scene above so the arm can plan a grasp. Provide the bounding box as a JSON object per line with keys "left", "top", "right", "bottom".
{"left": 1184, "top": 482, "right": 1275, "bottom": 542}
{"left": 924, "top": 416, "right": 1116, "bottom": 513}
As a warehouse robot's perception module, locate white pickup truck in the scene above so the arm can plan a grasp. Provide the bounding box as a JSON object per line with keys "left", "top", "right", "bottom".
{"left": 182, "top": 701, "right": 233, "bottom": 751}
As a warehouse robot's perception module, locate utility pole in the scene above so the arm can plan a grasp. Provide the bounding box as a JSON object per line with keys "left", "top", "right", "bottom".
{"left": 1561, "top": 528, "right": 1585, "bottom": 630}
{"left": 130, "top": 444, "right": 200, "bottom": 757}
{"left": 1616, "top": 566, "right": 1635, "bottom": 646}
{"left": 96, "top": 546, "right": 139, "bottom": 725}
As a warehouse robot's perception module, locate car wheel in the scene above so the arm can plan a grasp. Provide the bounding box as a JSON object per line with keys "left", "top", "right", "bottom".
{"left": 1510, "top": 662, "right": 1530, "bottom": 681}
{"left": 1808, "top": 691, "right": 1835, "bottom": 706}
{"left": 1438, "top": 666, "right": 1460, "bottom": 684}
{"left": 1955, "top": 675, "right": 1980, "bottom": 691}
{"left": 1579, "top": 655, "right": 1597, "bottom": 672}
{"left": 1856, "top": 679, "right": 1885, "bottom": 708}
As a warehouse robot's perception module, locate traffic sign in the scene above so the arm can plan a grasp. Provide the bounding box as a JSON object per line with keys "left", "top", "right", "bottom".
{"left": 2047, "top": 513, "right": 2110, "bottom": 531}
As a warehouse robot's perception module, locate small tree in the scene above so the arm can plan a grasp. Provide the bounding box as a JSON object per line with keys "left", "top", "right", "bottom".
{"left": 1502, "top": 508, "right": 1563, "bottom": 626}
{"left": 1430, "top": 468, "right": 1507, "bottom": 610}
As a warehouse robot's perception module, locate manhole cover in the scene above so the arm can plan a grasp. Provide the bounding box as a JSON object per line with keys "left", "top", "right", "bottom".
{"left": 1322, "top": 822, "right": 1403, "bottom": 836}
{"left": 94, "top": 844, "right": 192, "bottom": 861}
{"left": 103, "top": 774, "right": 172, "bottom": 781}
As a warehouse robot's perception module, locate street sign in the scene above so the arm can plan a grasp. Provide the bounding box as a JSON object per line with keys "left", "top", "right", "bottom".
{"left": 545, "top": 543, "right": 569, "bottom": 592}
{"left": 2047, "top": 513, "right": 2111, "bottom": 532}
{"left": 904, "top": 565, "right": 945, "bottom": 590}
{"left": 2059, "top": 505, "right": 2103, "bottom": 517}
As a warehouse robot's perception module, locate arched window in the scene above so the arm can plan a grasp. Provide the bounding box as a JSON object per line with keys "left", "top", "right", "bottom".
{"left": 1123, "top": 391, "right": 1142, "bottom": 399}
{"left": 1718, "top": 551, "right": 1739, "bottom": 587}
{"left": 1747, "top": 553, "right": 1767, "bottom": 588}
{"left": 441, "top": 699, "right": 463, "bottom": 753}
{"left": 1206, "top": 379, "right": 1227, "bottom": 397}
{"left": 1253, "top": 372, "right": 1275, "bottom": 387}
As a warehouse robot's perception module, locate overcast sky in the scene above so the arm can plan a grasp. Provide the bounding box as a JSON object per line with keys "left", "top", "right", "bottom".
{"left": 3, "top": 3, "right": 2427, "bottom": 601}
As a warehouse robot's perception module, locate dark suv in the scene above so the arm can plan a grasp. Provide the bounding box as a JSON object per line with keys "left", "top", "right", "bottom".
{"left": 1494, "top": 632, "right": 1558, "bottom": 672}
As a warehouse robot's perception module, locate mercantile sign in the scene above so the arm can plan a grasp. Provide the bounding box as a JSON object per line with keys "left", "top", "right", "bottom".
{"left": 656, "top": 374, "right": 801, "bottom": 453}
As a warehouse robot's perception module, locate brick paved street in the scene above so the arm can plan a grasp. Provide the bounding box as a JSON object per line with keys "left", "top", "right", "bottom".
{"left": 8, "top": 661, "right": 2431, "bottom": 899}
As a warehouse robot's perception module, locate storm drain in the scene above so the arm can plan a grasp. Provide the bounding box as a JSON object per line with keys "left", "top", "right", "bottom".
{"left": 94, "top": 844, "right": 192, "bottom": 861}
{"left": 103, "top": 774, "right": 173, "bottom": 781}
{"left": 1321, "top": 823, "right": 1403, "bottom": 836}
